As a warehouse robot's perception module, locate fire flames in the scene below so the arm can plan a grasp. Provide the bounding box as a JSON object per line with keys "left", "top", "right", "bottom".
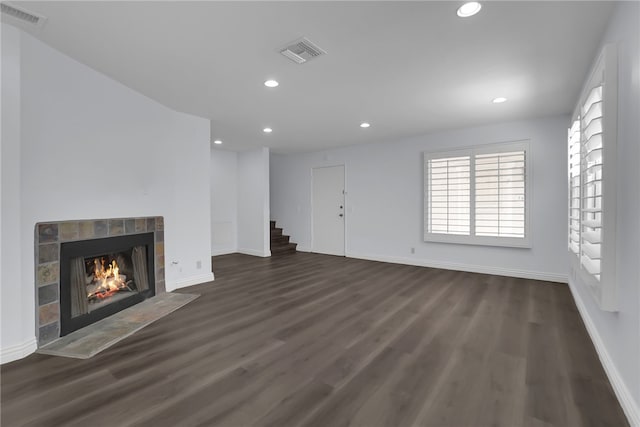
{"left": 87, "top": 258, "right": 128, "bottom": 301}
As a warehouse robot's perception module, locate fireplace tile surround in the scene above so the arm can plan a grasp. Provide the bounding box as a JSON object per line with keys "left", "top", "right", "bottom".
{"left": 34, "top": 217, "right": 165, "bottom": 346}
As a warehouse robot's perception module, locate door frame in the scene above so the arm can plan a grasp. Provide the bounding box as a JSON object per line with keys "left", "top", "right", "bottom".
{"left": 310, "top": 164, "right": 347, "bottom": 256}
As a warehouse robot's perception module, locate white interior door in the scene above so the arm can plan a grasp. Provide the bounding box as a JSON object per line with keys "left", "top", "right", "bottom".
{"left": 312, "top": 165, "right": 345, "bottom": 256}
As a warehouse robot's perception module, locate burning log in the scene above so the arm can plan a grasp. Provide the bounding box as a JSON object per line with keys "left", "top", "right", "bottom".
{"left": 85, "top": 257, "right": 131, "bottom": 303}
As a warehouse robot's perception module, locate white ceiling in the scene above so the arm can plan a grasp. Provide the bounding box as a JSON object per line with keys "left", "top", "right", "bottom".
{"left": 12, "top": 1, "right": 614, "bottom": 153}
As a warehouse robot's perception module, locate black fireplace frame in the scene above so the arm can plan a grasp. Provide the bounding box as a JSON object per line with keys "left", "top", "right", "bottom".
{"left": 60, "top": 232, "right": 155, "bottom": 336}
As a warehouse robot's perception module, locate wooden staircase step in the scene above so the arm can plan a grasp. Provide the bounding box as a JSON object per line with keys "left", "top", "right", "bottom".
{"left": 270, "top": 227, "right": 283, "bottom": 237}
{"left": 271, "top": 235, "right": 290, "bottom": 244}
{"left": 270, "top": 242, "right": 297, "bottom": 254}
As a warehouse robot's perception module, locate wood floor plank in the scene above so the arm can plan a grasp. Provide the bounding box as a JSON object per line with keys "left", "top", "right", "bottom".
{"left": 349, "top": 276, "right": 495, "bottom": 427}
{"left": 254, "top": 379, "right": 334, "bottom": 427}
{"left": 0, "top": 252, "right": 629, "bottom": 427}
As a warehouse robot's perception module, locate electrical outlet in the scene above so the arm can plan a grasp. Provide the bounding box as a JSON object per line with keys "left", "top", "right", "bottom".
{"left": 410, "top": 247, "right": 415, "bottom": 254}
{"left": 196, "top": 260, "right": 202, "bottom": 269}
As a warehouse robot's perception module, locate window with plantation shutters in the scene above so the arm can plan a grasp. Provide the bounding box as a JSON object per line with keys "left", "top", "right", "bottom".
{"left": 580, "top": 85, "right": 603, "bottom": 280}
{"left": 425, "top": 154, "right": 471, "bottom": 236}
{"left": 424, "top": 141, "right": 530, "bottom": 247}
{"left": 475, "top": 150, "right": 526, "bottom": 238}
{"left": 568, "top": 119, "right": 581, "bottom": 255}
{"left": 567, "top": 43, "right": 617, "bottom": 311}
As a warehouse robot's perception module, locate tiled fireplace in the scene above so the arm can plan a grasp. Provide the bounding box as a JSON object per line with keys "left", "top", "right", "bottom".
{"left": 35, "top": 217, "right": 165, "bottom": 346}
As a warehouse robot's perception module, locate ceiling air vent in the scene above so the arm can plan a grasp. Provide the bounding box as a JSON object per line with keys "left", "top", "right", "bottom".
{"left": 279, "top": 37, "right": 326, "bottom": 64}
{"left": 1, "top": 2, "right": 47, "bottom": 28}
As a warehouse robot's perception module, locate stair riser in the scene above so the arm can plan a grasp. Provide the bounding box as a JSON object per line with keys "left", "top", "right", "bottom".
{"left": 271, "top": 240, "right": 294, "bottom": 248}
{"left": 271, "top": 235, "right": 290, "bottom": 244}
{"left": 271, "top": 247, "right": 297, "bottom": 255}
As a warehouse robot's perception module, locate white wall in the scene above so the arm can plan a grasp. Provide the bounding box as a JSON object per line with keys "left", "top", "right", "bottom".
{"left": 210, "top": 148, "right": 238, "bottom": 255}
{"left": 209, "top": 146, "right": 271, "bottom": 258}
{"left": 1, "top": 25, "right": 31, "bottom": 362}
{"left": 271, "top": 116, "right": 568, "bottom": 282}
{"left": 237, "top": 147, "right": 270, "bottom": 257}
{"left": 568, "top": 3, "right": 640, "bottom": 425}
{"left": 1, "top": 27, "right": 213, "bottom": 362}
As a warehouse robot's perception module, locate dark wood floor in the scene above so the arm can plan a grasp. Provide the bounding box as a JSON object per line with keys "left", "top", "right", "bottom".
{"left": 1, "top": 253, "right": 628, "bottom": 427}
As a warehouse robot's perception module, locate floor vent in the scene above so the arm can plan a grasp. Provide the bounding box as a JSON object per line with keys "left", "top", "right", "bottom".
{"left": 1, "top": 3, "right": 47, "bottom": 28}
{"left": 279, "top": 37, "right": 326, "bottom": 64}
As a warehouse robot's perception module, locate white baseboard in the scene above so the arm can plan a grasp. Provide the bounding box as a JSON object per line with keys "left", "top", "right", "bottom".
{"left": 568, "top": 280, "right": 640, "bottom": 427}
{"left": 211, "top": 248, "right": 237, "bottom": 256}
{"left": 345, "top": 251, "right": 568, "bottom": 283}
{"left": 237, "top": 248, "right": 271, "bottom": 257}
{"left": 296, "top": 245, "right": 312, "bottom": 252}
{"left": 169, "top": 272, "right": 215, "bottom": 291}
{"left": 1, "top": 337, "right": 37, "bottom": 364}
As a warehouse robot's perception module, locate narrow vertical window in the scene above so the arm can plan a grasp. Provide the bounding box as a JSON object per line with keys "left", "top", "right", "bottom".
{"left": 474, "top": 150, "right": 526, "bottom": 238}
{"left": 580, "top": 85, "right": 604, "bottom": 280}
{"left": 567, "top": 43, "right": 617, "bottom": 311}
{"left": 426, "top": 155, "right": 471, "bottom": 235}
{"left": 568, "top": 119, "right": 581, "bottom": 255}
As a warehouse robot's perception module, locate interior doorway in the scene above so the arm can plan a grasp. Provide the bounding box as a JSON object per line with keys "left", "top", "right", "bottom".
{"left": 312, "top": 165, "right": 345, "bottom": 256}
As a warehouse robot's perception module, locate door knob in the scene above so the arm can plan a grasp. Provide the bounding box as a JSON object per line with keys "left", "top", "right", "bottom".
{"left": 339, "top": 205, "right": 343, "bottom": 209}
{"left": 339, "top": 213, "right": 344, "bottom": 217}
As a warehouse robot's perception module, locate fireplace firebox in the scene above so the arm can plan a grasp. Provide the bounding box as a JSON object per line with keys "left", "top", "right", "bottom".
{"left": 60, "top": 233, "right": 155, "bottom": 336}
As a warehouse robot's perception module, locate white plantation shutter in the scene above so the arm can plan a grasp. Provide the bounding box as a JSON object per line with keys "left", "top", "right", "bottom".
{"left": 567, "top": 43, "right": 617, "bottom": 311}
{"left": 425, "top": 155, "right": 471, "bottom": 235}
{"left": 580, "top": 85, "right": 604, "bottom": 281}
{"left": 568, "top": 119, "right": 581, "bottom": 254}
{"left": 474, "top": 150, "right": 526, "bottom": 238}
{"left": 424, "top": 141, "right": 530, "bottom": 247}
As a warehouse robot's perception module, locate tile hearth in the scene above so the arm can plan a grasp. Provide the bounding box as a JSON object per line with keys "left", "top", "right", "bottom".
{"left": 37, "top": 292, "right": 198, "bottom": 359}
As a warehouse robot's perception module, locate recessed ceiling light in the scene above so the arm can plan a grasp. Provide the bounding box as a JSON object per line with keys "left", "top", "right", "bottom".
{"left": 264, "top": 80, "right": 279, "bottom": 88}
{"left": 213, "top": 140, "right": 223, "bottom": 145}
{"left": 457, "top": 2, "right": 482, "bottom": 17}
{"left": 492, "top": 97, "right": 508, "bottom": 104}
{"left": 263, "top": 127, "right": 273, "bottom": 133}
{"left": 360, "top": 122, "right": 371, "bottom": 128}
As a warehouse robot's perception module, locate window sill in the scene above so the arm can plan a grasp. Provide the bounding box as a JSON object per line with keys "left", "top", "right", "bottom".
{"left": 424, "top": 233, "right": 532, "bottom": 248}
